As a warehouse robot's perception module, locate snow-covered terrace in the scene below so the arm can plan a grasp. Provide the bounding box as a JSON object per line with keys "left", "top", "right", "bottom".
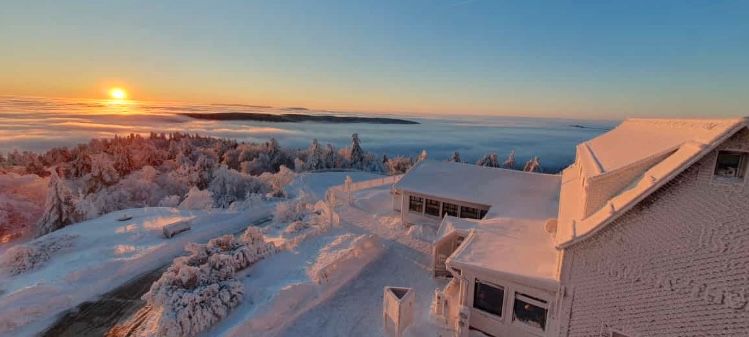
{"left": 394, "top": 160, "right": 561, "bottom": 220}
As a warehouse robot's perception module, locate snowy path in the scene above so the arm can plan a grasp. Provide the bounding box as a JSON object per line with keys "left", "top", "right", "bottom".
{"left": 275, "top": 198, "right": 445, "bottom": 337}
{"left": 276, "top": 240, "right": 442, "bottom": 337}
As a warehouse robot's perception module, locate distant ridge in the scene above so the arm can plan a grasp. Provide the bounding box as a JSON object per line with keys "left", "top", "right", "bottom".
{"left": 179, "top": 112, "right": 420, "bottom": 124}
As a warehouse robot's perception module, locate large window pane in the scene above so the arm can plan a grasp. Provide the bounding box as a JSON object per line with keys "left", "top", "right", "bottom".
{"left": 409, "top": 196, "right": 424, "bottom": 213}
{"left": 460, "top": 206, "right": 481, "bottom": 219}
{"left": 442, "top": 202, "right": 458, "bottom": 217}
{"left": 473, "top": 279, "right": 504, "bottom": 317}
{"left": 425, "top": 199, "right": 440, "bottom": 216}
{"left": 513, "top": 293, "right": 548, "bottom": 331}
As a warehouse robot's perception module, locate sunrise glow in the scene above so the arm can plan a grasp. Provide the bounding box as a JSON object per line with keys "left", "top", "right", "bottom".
{"left": 109, "top": 88, "right": 127, "bottom": 100}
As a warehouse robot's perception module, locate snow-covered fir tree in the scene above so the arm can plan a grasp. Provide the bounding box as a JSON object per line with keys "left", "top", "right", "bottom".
{"left": 36, "top": 168, "right": 78, "bottom": 236}
{"left": 304, "top": 139, "right": 325, "bottom": 171}
{"left": 449, "top": 151, "right": 461, "bottom": 163}
{"left": 502, "top": 150, "right": 516, "bottom": 169}
{"left": 349, "top": 133, "right": 364, "bottom": 169}
{"left": 476, "top": 152, "right": 500, "bottom": 167}
{"left": 523, "top": 156, "right": 542, "bottom": 172}
{"left": 418, "top": 150, "right": 428, "bottom": 162}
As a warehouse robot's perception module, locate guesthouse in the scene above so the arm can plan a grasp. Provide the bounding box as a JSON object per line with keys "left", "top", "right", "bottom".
{"left": 430, "top": 118, "right": 749, "bottom": 337}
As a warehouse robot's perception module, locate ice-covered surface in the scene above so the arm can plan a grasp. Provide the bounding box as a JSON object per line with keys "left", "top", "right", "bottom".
{"left": 448, "top": 217, "right": 559, "bottom": 290}
{"left": 394, "top": 160, "right": 560, "bottom": 219}
{"left": 556, "top": 118, "right": 747, "bottom": 247}
{"left": 0, "top": 204, "right": 272, "bottom": 337}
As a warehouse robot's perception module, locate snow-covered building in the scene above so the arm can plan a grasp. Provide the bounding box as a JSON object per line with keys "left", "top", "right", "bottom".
{"left": 392, "top": 160, "right": 560, "bottom": 228}
{"left": 555, "top": 118, "right": 749, "bottom": 337}
{"left": 429, "top": 118, "right": 749, "bottom": 337}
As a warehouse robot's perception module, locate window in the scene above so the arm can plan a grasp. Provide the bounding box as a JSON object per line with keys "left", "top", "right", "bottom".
{"left": 513, "top": 293, "right": 548, "bottom": 331}
{"left": 425, "top": 199, "right": 441, "bottom": 216}
{"left": 714, "top": 151, "right": 747, "bottom": 180}
{"left": 460, "top": 206, "right": 482, "bottom": 219}
{"left": 473, "top": 279, "right": 504, "bottom": 317}
{"left": 442, "top": 202, "right": 458, "bottom": 217}
{"left": 408, "top": 195, "right": 424, "bottom": 213}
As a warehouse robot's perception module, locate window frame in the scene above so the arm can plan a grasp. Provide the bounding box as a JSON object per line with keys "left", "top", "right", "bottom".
{"left": 441, "top": 202, "right": 459, "bottom": 217}
{"left": 472, "top": 279, "right": 505, "bottom": 318}
{"left": 713, "top": 150, "right": 748, "bottom": 182}
{"left": 408, "top": 195, "right": 424, "bottom": 213}
{"left": 511, "top": 291, "right": 550, "bottom": 333}
{"left": 460, "top": 206, "right": 482, "bottom": 219}
{"left": 424, "top": 199, "right": 441, "bottom": 217}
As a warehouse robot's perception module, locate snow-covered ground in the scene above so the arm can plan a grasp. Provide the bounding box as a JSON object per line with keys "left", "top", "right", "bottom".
{"left": 0, "top": 171, "right": 448, "bottom": 337}
{"left": 211, "top": 178, "right": 448, "bottom": 337}
{"left": 0, "top": 203, "right": 273, "bottom": 337}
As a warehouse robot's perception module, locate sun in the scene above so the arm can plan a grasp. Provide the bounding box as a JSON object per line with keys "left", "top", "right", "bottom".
{"left": 109, "top": 88, "right": 128, "bottom": 100}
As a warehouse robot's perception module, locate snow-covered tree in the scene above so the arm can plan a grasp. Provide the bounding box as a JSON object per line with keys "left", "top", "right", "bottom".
{"left": 208, "top": 165, "right": 267, "bottom": 208}
{"left": 36, "top": 169, "right": 78, "bottom": 236}
{"left": 86, "top": 153, "right": 120, "bottom": 193}
{"left": 349, "top": 133, "right": 364, "bottom": 169}
{"left": 449, "top": 151, "right": 461, "bottom": 163}
{"left": 304, "top": 139, "right": 325, "bottom": 171}
{"left": 144, "top": 233, "right": 276, "bottom": 337}
{"left": 385, "top": 156, "right": 414, "bottom": 175}
{"left": 523, "top": 156, "right": 542, "bottom": 173}
{"left": 503, "top": 150, "right": 516, "bottom": 169}
{"left": 476, "top": 152, "right": 500, "bottom": 168}
{"left": 418, "top": 150, "right": 429, "bottom": 162}
{"left": 158, "top": 195, "right": 182, "bottom": 207}
{"left": 323, "top": 144, "right": 338, "bottom": 169}
{"left": 179, "top": 187, "right": 214, "bottom": 210}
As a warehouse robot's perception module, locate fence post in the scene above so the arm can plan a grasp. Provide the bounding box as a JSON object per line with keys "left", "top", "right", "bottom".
{"left": 344, "top": 175, "right": 353, "bottom": 205}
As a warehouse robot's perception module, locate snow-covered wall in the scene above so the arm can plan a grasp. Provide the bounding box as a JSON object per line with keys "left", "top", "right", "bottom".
{"left": 558, "top": 128, "right": 749, "bottom": 337}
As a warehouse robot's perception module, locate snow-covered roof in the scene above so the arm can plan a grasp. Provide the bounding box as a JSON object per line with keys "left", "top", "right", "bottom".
{"left": 556, "top": 117, "right": 748, "bottom": 247}
{"left": 394, "top": 160, "right": 561, "bottom": 220}
{"left": 446, "top": 217, "right": 559, "bottom": 291}
{"left": 580, "top": 118, "right": 744, "bottom": 175}
{"left": 435, "top": 216, "right": 478, "bottom": 242}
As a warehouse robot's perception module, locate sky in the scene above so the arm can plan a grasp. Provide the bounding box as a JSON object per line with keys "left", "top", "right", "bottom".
{"left": 0, "top": 0, "right": 748, "bottom": 119}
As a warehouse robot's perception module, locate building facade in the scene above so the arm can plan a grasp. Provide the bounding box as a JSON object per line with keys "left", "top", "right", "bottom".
{"left": 558, "top": 128, "right": 749, "bottom": 337}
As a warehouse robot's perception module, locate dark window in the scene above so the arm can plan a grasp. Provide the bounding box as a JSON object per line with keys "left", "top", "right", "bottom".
{"left": 611, "top": 332, "right": 632, "bottom": 337}
{"left": 408, "top": 195, "right": 424, "bottom": 213}
{"left": 479, "top": 209, "right": 488, "bottom": 218}
{"left": 513, "top": 293, "right": 548, "bottom": 331}
{"left": 442, "top": 202, "right": 458, "bottom": 217}
{"left": 473, "top": 279, "right": 504, "bottom": 317}
{"left": 425, "top": 199, "right": 441, "bottom": 216}
{"left": 460, "top": 206, "right": 481, "bottom": 219}
{"left": 714, "top": 151, "right": 747, "bottom": 179}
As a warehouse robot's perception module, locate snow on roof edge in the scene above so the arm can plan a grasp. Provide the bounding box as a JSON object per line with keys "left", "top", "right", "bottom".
{"left": 446, "top": 230, "right": 559, "bottom": 291}
{"left": 558, "top": 120, "right": 747, "bottom": 249}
